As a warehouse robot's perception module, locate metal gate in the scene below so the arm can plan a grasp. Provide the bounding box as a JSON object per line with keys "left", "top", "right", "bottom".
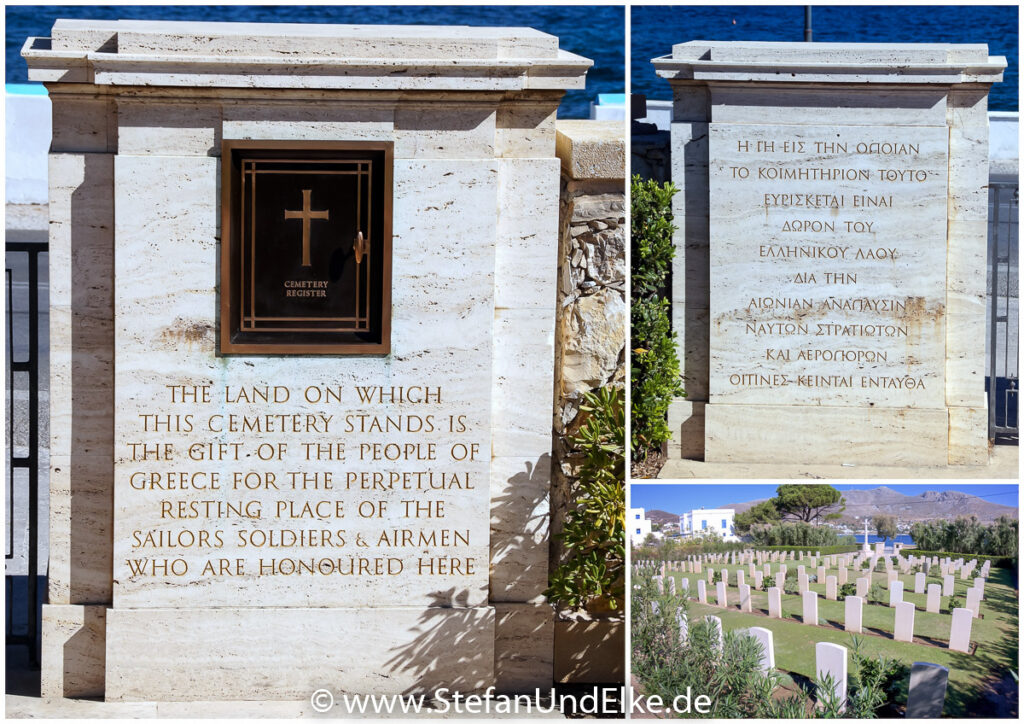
{"left": 988, "top": 181, "right": 1019, "bottom": 441}
{"left": 5, "top": 237, "right": 48, "bottom": 664}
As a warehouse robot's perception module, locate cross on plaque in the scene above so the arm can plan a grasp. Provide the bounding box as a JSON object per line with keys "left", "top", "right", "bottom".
{"left": 283, "top": 188, "right": 330, "bottom": 267}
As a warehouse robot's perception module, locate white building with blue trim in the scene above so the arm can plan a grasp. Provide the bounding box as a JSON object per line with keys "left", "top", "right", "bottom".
{"left": 680, "top": 508, "right": 739, "bottom": 542}
{"left": 629, "top": 508, "right": 653, "bottom": 546}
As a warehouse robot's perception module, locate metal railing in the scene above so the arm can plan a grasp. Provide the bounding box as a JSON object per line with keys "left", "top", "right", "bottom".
{"left": 5, "top": 238, "right": 47, "bottom": 664}
{"left": 987, "top": 181, "right": 1019, "bottom": 441}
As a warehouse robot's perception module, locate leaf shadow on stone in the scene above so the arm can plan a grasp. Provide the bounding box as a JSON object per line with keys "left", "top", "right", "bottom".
{"left": 383, "top": 587, "right": 493, "bottom": 697}
{"left": 382, "top": 454, "right": 552, "bottom": 696}
{"left": 488, "top": 454, "right": 551, "bottom": 599}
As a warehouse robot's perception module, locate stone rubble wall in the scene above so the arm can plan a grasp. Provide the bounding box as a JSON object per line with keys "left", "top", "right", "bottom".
{"left": 551, "top": 120, "right": 625, "bottom": 580}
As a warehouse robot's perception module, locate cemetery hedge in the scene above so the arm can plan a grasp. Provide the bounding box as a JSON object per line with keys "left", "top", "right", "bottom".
{"left": 630, "top": 176, "right": 684, "bottom": 464}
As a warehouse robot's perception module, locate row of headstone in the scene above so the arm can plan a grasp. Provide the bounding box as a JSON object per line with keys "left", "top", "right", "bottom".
{"left": 722, "top": 617, "right": 953, "bottom": 717}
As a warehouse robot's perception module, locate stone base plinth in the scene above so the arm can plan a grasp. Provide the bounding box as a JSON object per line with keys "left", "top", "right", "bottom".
{"left": 553, "top": 618, "right": 623, "bottom": 684}
{"left": 41, "top": 604, "right": 107, "bottom": 699}
{"left": 704, "top": 404, "right": 960, "bottom": 466}
{"left": 494, "top": 602, "right": 553, "bottom": 693}
{"left": 105, "top": 606, "right": 494, "bottom": 701}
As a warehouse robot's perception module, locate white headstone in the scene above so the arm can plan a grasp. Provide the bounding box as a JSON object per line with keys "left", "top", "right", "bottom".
{"left": 815, "top": 642, "right": 848, "bottom": 710}
{"left": 799, "top": 572, "right": 809, "bottom": 594}
{"left": 754, "top": 571, "right": 763, "bottom": 590}
{"left": 716, "top": 580, "right": 728, "bottom": 608}
{"left": 906, "top": 662, "right": 949, "bottom": 718}
{"left": 697, "top": 579, "right": 708, "bottom": 603}
{"left": 844, "top": 595, "right": 863, "bottom": 633}
{"left": 926, "top": 583, "right": 941, "bottom": 614}
{"left": 739, "top": 583, "right": 752, "bottom": 612}
{"left": 802, "top": 590, "right": 819, "bottom": 626}
{"left": 826, "top": 575, "right": 838, "bottom": 601}
{"left": 889, "top": 580, "right": 904, "bottom": 607}
{"left": 856, "top": 577, "right": 869, "bottom": 598}
{"left": 747, "top": 626, "right": 775, "bottom": 671}
{"left": 705, "top": 615, "right": 724, "bottom": 654}
{"left": 948, "top": 608, "right": 973, "bottom": 653}
{"left": 914, "top": 572, "right": 926, "bottom": 594}
{"left": 837, "top": 567, "right": 848, "bottom": 586}
{"left": 774, "top": 571, "right": 785, "bottom": 589}
{"left": 768, "top": 586, "right": 782, "bottom": 618}
{"left": 677, "top": 609, "right": 688, "bottom": 644}
{"left": 654, "top": 575, "right": 664, "bottom": 594}
{"left": 965, "top": 587, "right": 982, "bottom": 618}
{"left": 972, "top": 576, "right": 985, "bottom": 600}
{"left": 894, "top": 600, "right": 915, "bottom": 643}
{"left": 736, "top": 570, "right": 745, "bottom": 588}
{"left": 667, "top": 576, "right": 677, "bottom": 596}
{"left": 942, "top": 574, "right": 954, "bottom": 596}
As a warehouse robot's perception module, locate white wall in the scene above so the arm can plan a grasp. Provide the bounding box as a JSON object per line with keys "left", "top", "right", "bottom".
{"left": 5, "top": 85, "right": 51, "bottom": 204}
{"left": 629, "top": 507, "right": 652, "bottom": 546}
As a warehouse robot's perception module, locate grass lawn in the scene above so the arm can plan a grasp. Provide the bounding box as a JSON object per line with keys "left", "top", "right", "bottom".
{"left": 665, "top": 561, "right": 1018, "bottom": 717}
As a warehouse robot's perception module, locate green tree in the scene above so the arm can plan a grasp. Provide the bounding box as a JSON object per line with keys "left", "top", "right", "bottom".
{"left": 774, "top": 484, "right": 845, "bottom": 524}
{"left": 630, "top": 176, "right": 684, "bottom": 462}
{"left": 873, "top": 515, "right": 899, "bottom": 544}
{"left": 733, "top": 500, "right": 781, "bottom": 534}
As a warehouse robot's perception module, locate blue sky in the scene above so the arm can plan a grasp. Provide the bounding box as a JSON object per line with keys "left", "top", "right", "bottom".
{"left": 630, "top": 483, "right": 1020, "bottom": 515}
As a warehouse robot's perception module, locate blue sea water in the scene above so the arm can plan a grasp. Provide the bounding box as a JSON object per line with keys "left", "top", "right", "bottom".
{"left": 860, "top": 534, "right": 915, "bottom": 546}
{"left": 633, "top": 5, "right": 1018, "bottom": 112}
{"left": 4, "top": 5, "right": 624, "bottom": 118}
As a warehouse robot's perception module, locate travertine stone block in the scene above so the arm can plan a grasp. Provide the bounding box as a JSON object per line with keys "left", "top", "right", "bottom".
{"left": 106, "top": 607, "right": 496, "bottom": 700}
{"left": 41, "top": 604, "right": 106, "bottom": 698}
{"left": 494, "top": 602, "right": 553, "bottom": 692}
{"left": 489, "top": 455, "right": 550, "bottom": 603}
{"left": 24, "top": 19, "right": 596, "bottom": 699}
{"left": 655, "top": 41, "right": 1005, "bottom": 467}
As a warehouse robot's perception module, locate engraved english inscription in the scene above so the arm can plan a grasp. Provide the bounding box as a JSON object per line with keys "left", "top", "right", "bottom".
{"left": 708, "top": 124, "right": 948, "bottom": 408}
{"left": 221, "top": 141, "right": 393, "bottom": 354}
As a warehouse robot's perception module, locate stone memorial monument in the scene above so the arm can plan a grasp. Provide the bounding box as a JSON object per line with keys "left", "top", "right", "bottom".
{"left": 654, "top": 41, "right": 1006, "bottom": 466}
{"left": 24, "top": 18, "right": 592, "bottom": 701}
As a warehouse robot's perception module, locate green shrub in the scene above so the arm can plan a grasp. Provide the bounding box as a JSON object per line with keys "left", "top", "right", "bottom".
{"left": 867, "top": 582, "right": 888, "bottom": 604}
{"left": 910, "top": 516, "right": 1018, "bottom": 558}
{"left": 630, "top": 569, "right": 898, "bottom": 718}
{"left": 838, "top": 582, "right": 858, "bottom": 600}
{"left": 546, "top": 386, "right": 625, "bottom": 612}
{"left": 749, "top": 522, "right": 847, "bottom": 547}
{"left": 630, "top": 176, "right": 684, "bottom": 462}
{"left": 847, "top": 635, "right": 909, "bottom": 718}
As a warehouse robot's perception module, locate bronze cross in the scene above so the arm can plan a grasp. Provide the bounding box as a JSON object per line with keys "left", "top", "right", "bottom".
{"left": 283, "top": 189, "right": 330, "bottom": 267}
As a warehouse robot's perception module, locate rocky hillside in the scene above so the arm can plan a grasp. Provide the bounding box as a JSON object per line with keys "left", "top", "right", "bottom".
{"left": 722, "top": 487, "right": 1017, "bottom": 524}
